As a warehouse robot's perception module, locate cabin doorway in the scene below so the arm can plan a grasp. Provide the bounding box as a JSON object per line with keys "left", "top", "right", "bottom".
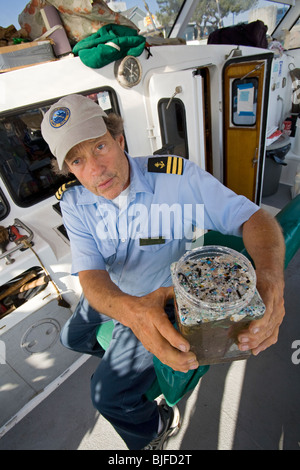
{"left": 223, "top": 54, "right": 273, "bottom": 203}
{"left": 148, "top": 67, "right": 211, "bottom": 171}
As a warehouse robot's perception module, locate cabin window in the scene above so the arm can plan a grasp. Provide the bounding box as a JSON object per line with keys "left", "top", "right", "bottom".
{"left": 0, "top": 88, "right": 120, "bottom": 208}
{"left": 180, "top": 1, "right": 290, "bottom": 43}
{"left": 231, "top": 77, "right": 259, "bottom": 127}
{"left": 157, "top": 98, "right": 189, "bottom": 159}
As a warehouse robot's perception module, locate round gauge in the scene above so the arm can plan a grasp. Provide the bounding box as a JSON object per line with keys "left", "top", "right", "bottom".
{"left": 115, "top": 56, "right": 142, "bottom": 89}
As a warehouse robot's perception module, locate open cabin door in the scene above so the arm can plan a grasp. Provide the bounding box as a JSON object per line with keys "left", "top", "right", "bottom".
{"left": 147, "top": 68, "right": 210, "bottom": 170}
{"left": 223, "top": 54, "right": 273, "bottom": 203}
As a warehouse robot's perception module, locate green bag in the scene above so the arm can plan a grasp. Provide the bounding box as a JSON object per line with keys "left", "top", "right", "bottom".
{"left": 146, "top": 358, "right": 209, "bottom": 406}
{"left": 96, "top": 322, "right": 209, "bottom": 405}
{"left": 275, "top": 193, "right": 300, "bottom": 267}
{"left": 201, "top": 193, "right": 300, "bottom": 268}
{"left": 96, "top": 320, "right": 115, "bottom": 351}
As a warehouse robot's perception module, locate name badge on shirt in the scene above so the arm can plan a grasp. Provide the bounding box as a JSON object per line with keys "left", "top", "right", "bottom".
{"left": 139, "top": 236, "right": 166, "bottom": 246}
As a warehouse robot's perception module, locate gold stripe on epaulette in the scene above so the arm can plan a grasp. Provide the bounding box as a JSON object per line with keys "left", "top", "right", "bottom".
{"left": 55, "top": 187, "right": 63, "bottom": 200}
{"left": 177, "top": 157, "right": 183, "bottom": 175}
{"left": 55, "top": 180, "right": 80, "bottom": 200}
{"left": 166, "top": 157, "right": 172, "bottom": 173}
{"left": 172, "top": 157, "right": 177, "bottom": 174}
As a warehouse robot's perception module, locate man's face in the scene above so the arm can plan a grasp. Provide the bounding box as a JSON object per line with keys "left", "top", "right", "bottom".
{"left": 65, "top": 131, "right": 129, "bottom": 199}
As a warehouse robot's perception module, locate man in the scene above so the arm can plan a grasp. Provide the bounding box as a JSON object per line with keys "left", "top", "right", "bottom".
{"left": 41, "top": 94, "right": 285, "bottom": 450}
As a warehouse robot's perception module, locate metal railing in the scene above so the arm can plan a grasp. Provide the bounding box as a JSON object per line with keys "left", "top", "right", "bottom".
{"left": 0, "top": 219, "right": 34, "bottom": 265}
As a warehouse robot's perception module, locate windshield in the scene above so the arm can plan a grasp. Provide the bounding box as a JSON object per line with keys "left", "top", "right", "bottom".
{"left": 2, "top": 1, "right": 293, "bottom": 45}
{"left": 120, "top": 0, "right": 290, "bottom": 40}
{"left": 0, "top": 107, "right": 71, "bottom": 208}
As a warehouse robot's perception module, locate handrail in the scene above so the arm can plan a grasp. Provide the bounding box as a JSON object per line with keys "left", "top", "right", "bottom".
{"left": 0, "top": 219, "right": 34, "bottom": 265}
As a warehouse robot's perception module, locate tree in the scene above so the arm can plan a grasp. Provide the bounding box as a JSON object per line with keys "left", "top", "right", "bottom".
{"left": 156, "top": 0, "right": 258, "bottom": 37}
{"left": 156, "top": 0, "right": 181, "bottom": 28}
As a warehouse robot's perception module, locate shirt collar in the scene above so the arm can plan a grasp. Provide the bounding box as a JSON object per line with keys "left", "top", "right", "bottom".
{"left": 76, "top": 152, "right": 153, "bottom": 206}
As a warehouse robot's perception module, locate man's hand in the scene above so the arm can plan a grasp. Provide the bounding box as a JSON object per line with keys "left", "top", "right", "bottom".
{"left": 237, "top": 272, "right": 285, "bottom": 355}
{"left": 79, "top": 270, "right": 199, "bottom": 373}
{"left": 125, "top": 286, "right": 199, "bottom": 373}
{"left": 240, "top": 209, "right": 286, "bottom": 356}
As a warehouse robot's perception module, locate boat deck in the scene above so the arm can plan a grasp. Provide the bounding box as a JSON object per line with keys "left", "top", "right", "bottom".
{"left": 0, "top": 185, "right": 299, "bottom": 451}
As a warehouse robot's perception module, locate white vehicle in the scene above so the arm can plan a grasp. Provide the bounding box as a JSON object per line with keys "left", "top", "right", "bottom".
{"left": 0, "top": 0, "right": 299, "bottom": 440}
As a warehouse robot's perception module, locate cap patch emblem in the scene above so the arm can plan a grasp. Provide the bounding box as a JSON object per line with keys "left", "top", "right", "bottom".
{"left": 50, "top": 107, "right": 70, "bottom": 128}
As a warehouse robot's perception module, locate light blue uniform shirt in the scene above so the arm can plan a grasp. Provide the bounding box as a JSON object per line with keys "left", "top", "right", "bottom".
{"left": 60, "top": 154, "right": 259, "bottom": 297}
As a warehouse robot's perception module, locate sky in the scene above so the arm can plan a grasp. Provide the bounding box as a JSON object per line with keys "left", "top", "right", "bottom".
{"left": 1, "top": 0, "right": 28, "bottom": 27}
{"left": 0, "top": 0, "right": 159, "bottom": 28}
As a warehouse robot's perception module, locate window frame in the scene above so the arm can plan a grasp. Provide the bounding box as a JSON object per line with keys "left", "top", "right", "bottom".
{"left": 0, "top": 187, "right": 10, "bottom": 221}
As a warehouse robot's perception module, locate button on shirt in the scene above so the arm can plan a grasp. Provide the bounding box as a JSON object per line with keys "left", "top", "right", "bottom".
{"left": 60, "top": 154, "right": 259, "bottom": 297}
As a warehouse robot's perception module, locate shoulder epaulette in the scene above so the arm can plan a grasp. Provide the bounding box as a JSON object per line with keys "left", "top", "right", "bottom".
{"left": 55, "top": 179, "right": 81, "bottom": 200}
{"left": 147, "top": 156, "right": 184, "bottom": 175}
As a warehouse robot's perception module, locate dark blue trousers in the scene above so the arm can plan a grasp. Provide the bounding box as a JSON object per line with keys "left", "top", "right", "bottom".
{"left": 60, "top": 295, "right": 174, "bottom": 449}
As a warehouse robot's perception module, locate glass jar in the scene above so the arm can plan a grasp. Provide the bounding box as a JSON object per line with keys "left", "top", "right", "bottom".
{"left": 171, "top": 245, "right": 265, "bottom": 365}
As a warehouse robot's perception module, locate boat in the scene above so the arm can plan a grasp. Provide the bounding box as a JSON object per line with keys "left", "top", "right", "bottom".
{"left": 0, "top": 0, "right": 299, "bottom": 442}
